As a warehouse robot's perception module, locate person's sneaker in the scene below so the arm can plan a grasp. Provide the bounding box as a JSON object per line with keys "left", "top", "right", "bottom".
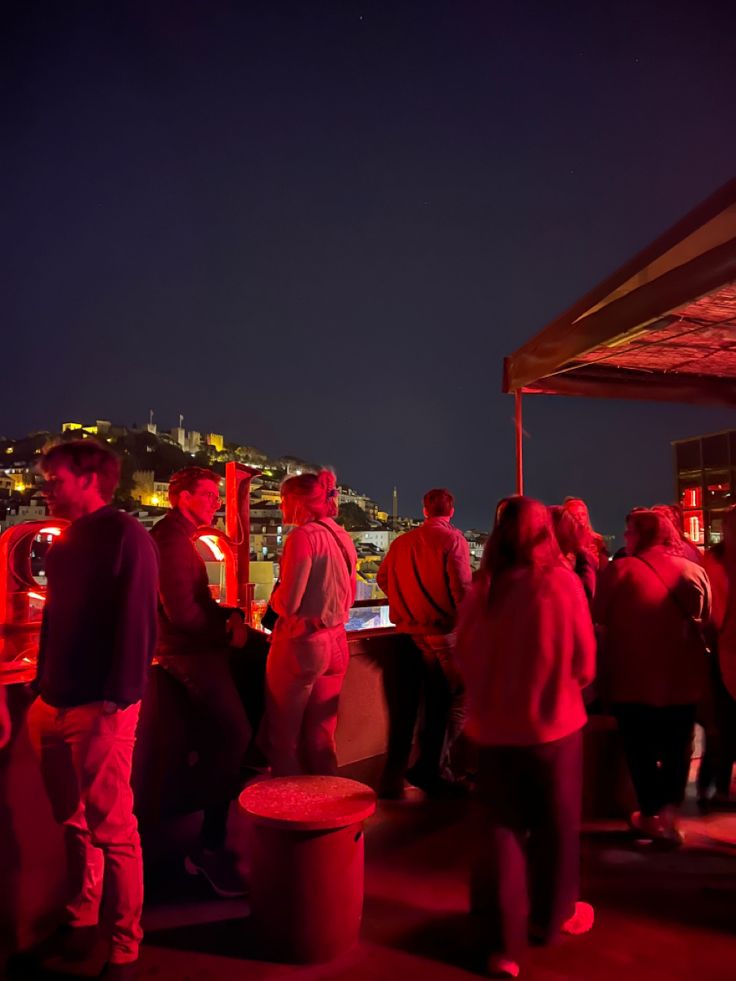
{"left": 100, "top": 961, "right": 139, "bottom": 980}
{"left": 486, "top": 954, "right": 520, "bottom": 977}
{"left": 709, "top": 793, "right": 736, "bottom": 811}
{"left": 377, "top": 777, "right": 406, "bottom": 800}
{"left": 405, "top": 766, "right": 469, "bottom": 799}
{"left": 629, "top": 811, "right": 664, "bottom": 839}
{"left": 654, "top": 806, "right": 685, "bottom": 848}
{"left": 561, "top": 901, "right": 595, "bottom": 935}
{"left": 7, "top": 924, "right": 99, "bottom": 974}
{"left": 184, "top": 848, "right": 248, "bottom": 898}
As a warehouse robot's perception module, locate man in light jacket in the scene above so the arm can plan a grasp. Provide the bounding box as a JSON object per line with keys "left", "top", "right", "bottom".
{"left": 377, "top": 488, "right": 471, "bottom": 797}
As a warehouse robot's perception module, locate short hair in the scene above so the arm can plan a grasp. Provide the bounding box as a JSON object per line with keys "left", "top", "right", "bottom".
{"left": 423, "top": 488, "right": 454, "bottom": 517}
{"left": 41, "top": 439, "right": 121, "bottom": 502}
{"left": 626, "top": 509, "right": 676, "bottom": 554}
{"left": 169, "top": 466, "right": 221, "bottom": 506}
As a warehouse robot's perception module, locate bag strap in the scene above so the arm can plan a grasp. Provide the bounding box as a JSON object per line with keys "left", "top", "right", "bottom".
{"left": 315, "top": 520, "right": 353, "bottom": 576}
{"left": 634, "top": 554, "right": 709, "bottom": 653}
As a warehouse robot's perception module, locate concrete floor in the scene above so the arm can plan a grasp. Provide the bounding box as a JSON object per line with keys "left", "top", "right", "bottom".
{"left": 10, "top": 759, "right": 736, "bottom": 981}
{"left": 129, "top": 779, "right": 736, "bottom": 981}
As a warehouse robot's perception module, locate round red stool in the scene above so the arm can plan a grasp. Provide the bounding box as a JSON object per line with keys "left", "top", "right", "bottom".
{"left": 239, "top": 775, "right": 377, "bottom": 963}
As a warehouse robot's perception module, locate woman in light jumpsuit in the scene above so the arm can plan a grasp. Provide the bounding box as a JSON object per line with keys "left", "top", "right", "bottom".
{"left": 266, "top": 470, "right": 357, "bottom": 776}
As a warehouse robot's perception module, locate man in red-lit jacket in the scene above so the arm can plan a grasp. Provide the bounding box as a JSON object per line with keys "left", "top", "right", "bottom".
{"left": 151, "top": 467, "right": 267, "bottom": 897}
{"left": 377, "top": 488, "right": 472, "bottom": 797}
{"left": 26, "top": 440, "right": 159, "bottom": 981}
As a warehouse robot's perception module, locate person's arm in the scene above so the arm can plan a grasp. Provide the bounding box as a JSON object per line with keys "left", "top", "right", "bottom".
{"left": 697, "top": 566, "right": 712, "bottom": 628}
{"left": 376, "top": 547, "right": 391, "bottom": 595}
{"left": 271, "top": 530, "right": 312, "bottom": 618}
{"left": 0, "top": 684, "right": 11, "bottom": 751}
{"left": 155, "top": 527, "right": 229, "bottom": 643}
{"left": 447, "top": 533, "right": 472, "bottom": 609}
{"left": 105, "top": 527, "right": 160, "bottom": 705}
{"left": 576, "top": 550, "right": 598, "bottom": 605}
{"left": 592, "top": 560, "right": 619, "bottom": 629}
{"left": 569, "top": 575, "right": 597, "bottom": 688}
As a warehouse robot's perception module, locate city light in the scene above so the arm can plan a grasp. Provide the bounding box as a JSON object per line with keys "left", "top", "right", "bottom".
{"left": 39, "top": 526, "right": 62, "bottom": 537}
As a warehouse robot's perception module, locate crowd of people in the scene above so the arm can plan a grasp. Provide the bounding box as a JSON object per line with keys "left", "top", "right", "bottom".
{"left": 4, "top": 437, "right": 735, "bottom": 980}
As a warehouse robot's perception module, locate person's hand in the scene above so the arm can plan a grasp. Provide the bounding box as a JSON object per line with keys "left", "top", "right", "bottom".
{"left": 0, "top": 686, "right": 11, "bottom": 751}
{"left": 227, "top": 611, "right": 248, "bottom": 649}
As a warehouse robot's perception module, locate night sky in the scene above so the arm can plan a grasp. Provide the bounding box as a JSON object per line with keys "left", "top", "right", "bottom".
{"left": 3, "top": 1, "right": 736, "bottom": 538}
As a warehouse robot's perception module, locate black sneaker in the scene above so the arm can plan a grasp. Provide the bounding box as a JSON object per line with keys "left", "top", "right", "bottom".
{"left": 405, "top": 766, "right": 469, "bottom": 799}
{"left": 100, "top": 961, "right": 139, "bottom": 980}
{"left": 184, "top": 848, "right": 248, "bottom": 898}
{"left": 8, "top": 924, "right": 100, "bottom": 974}
{"left": 377, "top": 777, "right": 406, "bottom": 800}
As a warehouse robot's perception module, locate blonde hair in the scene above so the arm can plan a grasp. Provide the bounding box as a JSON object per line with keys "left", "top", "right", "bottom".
{"left": 281, "top": 469, "right": 338, "bottom": 521}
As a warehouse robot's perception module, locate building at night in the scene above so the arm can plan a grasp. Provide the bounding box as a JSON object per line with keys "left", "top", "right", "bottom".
{"left": 673, "top": 429, "right": 736, "bottom": 546}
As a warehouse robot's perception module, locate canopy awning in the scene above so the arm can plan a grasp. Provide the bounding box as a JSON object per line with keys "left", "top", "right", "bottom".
{"left": 503, "top": 179, "right": 736, "bottom": 406}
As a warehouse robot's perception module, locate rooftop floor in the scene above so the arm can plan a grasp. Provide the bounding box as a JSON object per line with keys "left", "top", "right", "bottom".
{"left": 13, "top": 762, "right": 736, "bottom": 981}
{"left": 135, "top": 774, "right": 736, "bottom": 981}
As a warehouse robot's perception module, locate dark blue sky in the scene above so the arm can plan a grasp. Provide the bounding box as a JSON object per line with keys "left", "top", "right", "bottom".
{"left": 3, "top": 0, "right": 736, "bottom": 535}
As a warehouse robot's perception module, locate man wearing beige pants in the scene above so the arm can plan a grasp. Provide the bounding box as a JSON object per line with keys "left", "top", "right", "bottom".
{"left": 25, "top": 439, "right": 159, "bottom": 980}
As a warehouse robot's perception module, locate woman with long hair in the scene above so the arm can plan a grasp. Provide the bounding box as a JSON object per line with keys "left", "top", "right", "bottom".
{"left": 594, "top": 509, "right": 711, "bottom": 844}
{"left": 456, "top": 497, "right": 596, "bottom": 979}
{"left": 563, "top": 497, "right": 609, "bottom": 570}
{"left": 549, "top": 504, "right": 597, "bottom": 605}
{"left": 266, "top": 470, "right": 357, "bottom": 776}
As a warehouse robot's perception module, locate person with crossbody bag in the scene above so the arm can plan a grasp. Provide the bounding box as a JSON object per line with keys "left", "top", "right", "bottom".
{"left": 265, "top": 470, "right": 357, "bottom": 776}
{"left": 594, "top": 509, "right": 711, "bottom": 846}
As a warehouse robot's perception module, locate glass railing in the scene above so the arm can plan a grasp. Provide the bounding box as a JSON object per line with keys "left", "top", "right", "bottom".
{"left": 346, "top": 598, "right": 393, "bottom": 633}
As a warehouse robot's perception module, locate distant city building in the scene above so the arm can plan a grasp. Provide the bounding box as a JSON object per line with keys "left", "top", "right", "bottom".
{"left": 0, "top": 495, "right": 47, "bottom": 532}
{"left": 250, "top": 504, "right": 284, "bottom": 558}
{"left": 350, "top": 529, "right": 397, "bottom": 553}
{"left": 131, "top": 471, "right": 171, "bottom": 508}
{"left": 206, "top": 433, "right": 224, "bottom": 452}
{"left": 464, "top": 530, "right": 488, "bottom": 569}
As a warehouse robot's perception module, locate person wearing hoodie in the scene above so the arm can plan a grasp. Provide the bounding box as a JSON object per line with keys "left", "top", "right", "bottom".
{"left": 455, "top": 496, "right": 596, "bottom": 979}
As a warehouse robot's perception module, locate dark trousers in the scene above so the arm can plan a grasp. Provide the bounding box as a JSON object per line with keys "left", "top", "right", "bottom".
{"left": 697, "top": 654, "right": 736, "bottom": 800}
{"left": 613, "top": 702, "right": 695, "bottom": 816}
{"left": 381, "top": 632, "right": 465, "bottom": 786}
{"left": 472, "top": 730, "right": 582, "bottom": 961}
{"left": 158, "top": 629, "right": 268, "bottom": 849}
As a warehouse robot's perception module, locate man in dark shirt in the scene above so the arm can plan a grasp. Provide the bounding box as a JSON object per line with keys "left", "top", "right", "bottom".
{"left": 151, "top": 466, "right": 267, "bottom": 897}
{"left": 27, "top": 439, "right": 159, "bottom": 980}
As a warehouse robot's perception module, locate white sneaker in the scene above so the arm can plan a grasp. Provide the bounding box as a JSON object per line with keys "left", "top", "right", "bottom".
{"left": 561, "top": 901, "right": 595, "bottom": 935}
{"left": 486, "top": 955, "right": 520, "bottom": 978}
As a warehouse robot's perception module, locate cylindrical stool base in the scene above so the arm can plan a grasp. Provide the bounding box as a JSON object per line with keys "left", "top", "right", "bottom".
{"left": 249, "top": 820, "right": 365, "bottom": 963}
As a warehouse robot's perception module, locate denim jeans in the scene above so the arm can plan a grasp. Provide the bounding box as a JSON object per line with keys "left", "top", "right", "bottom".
{"left": 472, "top": 729, "right": 583, "bottom": 961}
{"left": 266, "top": 626, "right": 349, "bottom": 776}
{"left": 27, "top": 697, "right": 143, "bottom": 964}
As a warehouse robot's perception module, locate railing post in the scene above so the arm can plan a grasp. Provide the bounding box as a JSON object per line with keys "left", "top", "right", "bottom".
{"left": 515, "top": 390, "right": 524, "bottom": 496}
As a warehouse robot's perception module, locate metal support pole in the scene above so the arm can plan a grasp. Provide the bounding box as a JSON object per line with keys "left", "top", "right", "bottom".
{"left": 515, "top": 390, "right": 524, "bottom": 496}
